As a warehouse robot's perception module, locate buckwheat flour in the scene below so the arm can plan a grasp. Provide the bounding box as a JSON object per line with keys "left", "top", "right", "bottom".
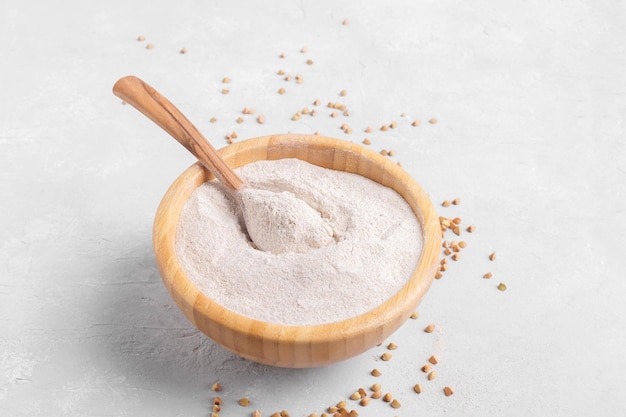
{"left": 240, "top": 188, "right": 334, "bottom": 254}
{"left": 176, "top": 158, "right": 422, "bottom": 325}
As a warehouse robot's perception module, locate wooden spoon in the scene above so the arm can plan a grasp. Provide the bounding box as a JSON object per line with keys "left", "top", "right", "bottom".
{"left": 113, "top": 75, "right": 245, "bottom": 194}
{"left": 113, "top": 75, "right": 333, "bottom": 254}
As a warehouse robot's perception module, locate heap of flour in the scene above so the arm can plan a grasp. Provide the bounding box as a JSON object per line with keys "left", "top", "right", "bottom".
{"left": 176, "top": 158, "right": 423, "bottom": 326}
{"left": 240, "top": 188, "right": 335, "bottom": 254}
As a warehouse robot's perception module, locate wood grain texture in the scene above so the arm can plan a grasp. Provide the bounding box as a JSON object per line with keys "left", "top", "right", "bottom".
{"left": 112, "top": 76, "right": 245, "bottom": 192}
{"left": 153, "top": 134, "right": 441, "bottom": 368}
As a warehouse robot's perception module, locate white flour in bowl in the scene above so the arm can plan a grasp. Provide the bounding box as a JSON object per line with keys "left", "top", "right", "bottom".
{"left": 175, "top": 158, "right": 423, "bottom": 326}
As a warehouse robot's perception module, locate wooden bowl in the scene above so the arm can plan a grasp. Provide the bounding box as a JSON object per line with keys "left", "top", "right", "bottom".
{"left": 153, "top": 134, "right": 441, "bottom": 368}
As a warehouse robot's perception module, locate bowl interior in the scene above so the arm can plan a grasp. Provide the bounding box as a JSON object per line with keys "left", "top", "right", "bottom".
{"left": 153, "top": 134, "right": 441, "bottom": 367}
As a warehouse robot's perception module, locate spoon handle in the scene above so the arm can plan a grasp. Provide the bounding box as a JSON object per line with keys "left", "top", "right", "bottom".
{"left": 113, "top": 75, "right": 245, "bottom": 192}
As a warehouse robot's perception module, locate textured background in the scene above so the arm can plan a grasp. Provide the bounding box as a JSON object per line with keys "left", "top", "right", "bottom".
{"left": 1, "top": 1, "right": 625, "bottom": 415}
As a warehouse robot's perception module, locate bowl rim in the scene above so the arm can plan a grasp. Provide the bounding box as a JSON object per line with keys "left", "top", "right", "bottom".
{"left": 153, "top": 133, "right": 441, "bottom": 362}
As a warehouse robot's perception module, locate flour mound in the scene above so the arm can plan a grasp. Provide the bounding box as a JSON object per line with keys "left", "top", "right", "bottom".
{"left": 176, "top": 158, "right": 423, "bottom": 326}
{"left": 241, "top": 188, "right": 334, "bottom": 254}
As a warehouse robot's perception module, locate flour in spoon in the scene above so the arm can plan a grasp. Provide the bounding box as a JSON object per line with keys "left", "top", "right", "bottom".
{"left": 176, "top": 158, "right": 423, "bottom": 326}
{"left": 240, "top": 188, "right": 334, "bottom": 254}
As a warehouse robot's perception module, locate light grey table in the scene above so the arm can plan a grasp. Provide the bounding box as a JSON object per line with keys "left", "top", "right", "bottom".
{"left": 2, "top": 1, "right": 624, "bottom": 415}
